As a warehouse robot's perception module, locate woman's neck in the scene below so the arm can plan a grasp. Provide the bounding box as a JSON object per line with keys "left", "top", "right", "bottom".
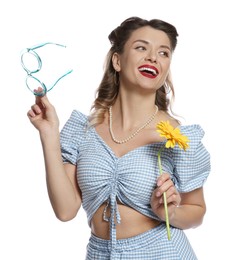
{"left": 112, "top": 95, "right": 157, "bottom": 131}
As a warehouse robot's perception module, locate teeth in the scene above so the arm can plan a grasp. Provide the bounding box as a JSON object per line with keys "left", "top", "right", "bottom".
{"left": 139, "top": 67, "right": 157, "bottom": 75}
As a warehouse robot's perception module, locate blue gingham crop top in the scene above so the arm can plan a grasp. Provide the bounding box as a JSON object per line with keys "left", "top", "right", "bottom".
{"left": 60, "top": 110, "right": 211, "bottom": 246}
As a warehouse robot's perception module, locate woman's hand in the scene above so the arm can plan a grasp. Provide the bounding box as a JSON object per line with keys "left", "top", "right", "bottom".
{"left": 151, "top": 173, "right": 181, "bottom": 221}
{"left": 27, "top": 89, "right": 59, "bottom": 135}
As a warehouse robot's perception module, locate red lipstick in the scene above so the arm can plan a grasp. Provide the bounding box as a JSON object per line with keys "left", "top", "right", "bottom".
{"left": 138, "top": 65, "right": 159, "bottom": 79}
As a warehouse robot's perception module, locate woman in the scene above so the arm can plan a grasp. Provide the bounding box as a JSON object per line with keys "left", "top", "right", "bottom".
{"left": 27, "top": 17, "right": 211, "bottom": 259}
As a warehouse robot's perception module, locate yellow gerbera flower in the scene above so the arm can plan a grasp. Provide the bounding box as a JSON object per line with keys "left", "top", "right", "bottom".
{"left": 157, "top": 121, "right": 189, "bottom": 150}
{"left": 155, "top": 121, "right": 190, "bottom": 240}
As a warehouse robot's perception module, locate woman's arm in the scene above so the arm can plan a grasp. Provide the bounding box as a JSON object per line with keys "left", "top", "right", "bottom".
{"left": 170, "top": 187, "right": 206, "bottom": 229}
{"left": 28, "top": 93, "right": 82, "bottom": 221}
{"left": 42, "top": 136, "right": 82, "bottom": 221}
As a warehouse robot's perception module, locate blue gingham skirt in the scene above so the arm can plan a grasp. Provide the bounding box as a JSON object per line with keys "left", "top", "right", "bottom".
{"left": 85, "top": 223, "right": 197, "bottom": 260}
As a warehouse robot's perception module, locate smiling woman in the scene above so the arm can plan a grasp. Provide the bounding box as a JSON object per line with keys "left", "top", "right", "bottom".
{"left": 111, "top": 25, "right": 173, "bottom": 93}
{"left": 27, "top": 16, "right": 211, "bottom": 260}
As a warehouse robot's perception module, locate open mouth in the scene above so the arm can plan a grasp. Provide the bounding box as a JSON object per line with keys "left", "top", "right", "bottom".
{"left": 138, "top": 66, "right": 159, "bottom": 78}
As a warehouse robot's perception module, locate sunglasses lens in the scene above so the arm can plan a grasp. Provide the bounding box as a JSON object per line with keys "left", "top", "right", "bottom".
{"left": 26, "top": 76, "right": 46, "bottom": 96}
{"left": 21, "top": 51, "right": 41, "bottom": 74}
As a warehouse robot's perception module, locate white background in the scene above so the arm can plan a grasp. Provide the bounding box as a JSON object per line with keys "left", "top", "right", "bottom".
{"left": 1, "top": 0, "right": 232, "bottom": 259}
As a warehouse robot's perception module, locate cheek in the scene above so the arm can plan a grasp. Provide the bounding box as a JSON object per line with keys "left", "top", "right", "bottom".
{"left": 161, "top": 61, "right": 170, "bottom": 77}
{"left": 163, "top": 59, "right": 171, "bottom": 69}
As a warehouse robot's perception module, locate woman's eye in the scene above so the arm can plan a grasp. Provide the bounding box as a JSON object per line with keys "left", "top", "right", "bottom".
{"left": 136, "top": 46, "right": 146, "bottom": 51}
{"left": 159, "top": 51, "right": 169, "bottom": 57}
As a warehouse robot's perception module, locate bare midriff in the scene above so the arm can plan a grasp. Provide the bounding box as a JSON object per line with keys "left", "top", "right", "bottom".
{"left": 91, "top": 202, "right": 161, "bottom": 240}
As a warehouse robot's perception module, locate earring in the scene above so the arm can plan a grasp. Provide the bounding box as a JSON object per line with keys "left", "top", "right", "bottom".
{"left": 114, "top": 70, "right": 119, "bottom": 86}
{"left": 164, "top": 81, "right": 171, "bottom": 94}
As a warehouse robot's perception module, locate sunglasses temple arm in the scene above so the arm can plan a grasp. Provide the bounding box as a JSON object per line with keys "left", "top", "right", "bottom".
{"left": 47, "top": 69, "right": 73, "bottom": 92}
{"left": 29, "top": 42, "right": 67, "bottom": 51}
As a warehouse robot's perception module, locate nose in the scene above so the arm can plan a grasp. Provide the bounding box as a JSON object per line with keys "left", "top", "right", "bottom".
{"left": 145, "top": 51, "right": 157, "bottom": 63}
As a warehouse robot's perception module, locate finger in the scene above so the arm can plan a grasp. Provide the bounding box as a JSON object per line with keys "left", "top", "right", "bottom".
{"left": 164, "top": 193, "right": 178, "bottom": 205}
{"left": 157, "top": 180, "right": 174, "bottom": 197}
{"left": 151, "top": 189, "right": 162, "bottom": 206}
{"left": 38, "top": 93, "right": 52, "bottom": 107}
{"left": 157, "top": 173, "right": 170, "bottom": 186}
{"left": 166, "top": 185, "right": 177, "bottom": 197}
{"left": 34, "top": 86, "right": 44, "bottom": 94}
{"left": 34, "top": 87, "right": 48, "bottom": 104}
{"left": 31, "top": 103, "right": 43, "bottom": 114}
{"left": 161, "top": 188, "right": 180, "bottom": 206}
{"left": 33, "top": 88, "right": 44, "bottom": 108}
{"left": 27, "top": 109, "right": 36, "bottom": 118}
{"left": 35, "top": 94, "right": 52, "bottom": 113}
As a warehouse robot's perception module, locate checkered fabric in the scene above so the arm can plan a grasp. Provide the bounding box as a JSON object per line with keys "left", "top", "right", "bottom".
{"left": 60, "top": 110, "right": 210, "bottom": 259}
{"left": 86, "top": 224, "right": 197, "bottom": 259}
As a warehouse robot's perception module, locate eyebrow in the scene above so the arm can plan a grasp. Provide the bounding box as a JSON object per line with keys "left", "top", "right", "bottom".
{"left": 132, "top": 39, "right": 171, "bottom": 51}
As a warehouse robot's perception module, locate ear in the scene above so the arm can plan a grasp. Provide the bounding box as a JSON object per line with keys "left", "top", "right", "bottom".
{"left": 112, "top": 52, "right": 121, "bottom": 71}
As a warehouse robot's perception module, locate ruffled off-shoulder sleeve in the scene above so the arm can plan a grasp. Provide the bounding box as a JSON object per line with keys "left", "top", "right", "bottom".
{"left": 60, "top": 110, "right": 88, "bottom": 165}
{"left": 172, "top": 124, "right": 211, "bottom": 192}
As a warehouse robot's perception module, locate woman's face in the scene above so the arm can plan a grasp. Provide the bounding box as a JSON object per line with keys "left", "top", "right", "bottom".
{"left": 113, "top": 26, "right": 172, "bottom": 92}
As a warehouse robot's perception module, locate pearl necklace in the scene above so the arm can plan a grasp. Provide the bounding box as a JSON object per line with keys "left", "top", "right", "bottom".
{"left": 109, "top": 105, "right": 158, "bottom": 144}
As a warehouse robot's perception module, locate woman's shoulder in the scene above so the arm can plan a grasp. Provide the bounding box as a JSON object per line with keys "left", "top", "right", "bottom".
{"left": 172, "top": 123, "right": 210, "bottom": 192}
{"left": 157, "top": 111, "right": 180, "bottom": 128}
{"left": 68, "top": 109, "right": 89, "bottom": 123}
{"left": 60, "top": 109, "right": 89, "bottom": 137}
{"left": 60, "top": 110, "right": 89, "bottom": 164}
{"left": 156, "top": 110, "right": 206, "bottom": 140}
{"left": 179, "top": 124, "right": 205, "bottom": 140}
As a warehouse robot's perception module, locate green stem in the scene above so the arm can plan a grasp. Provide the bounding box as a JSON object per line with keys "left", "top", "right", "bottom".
{"left": 158, "top": 147, "right": 171, "bottom": 240}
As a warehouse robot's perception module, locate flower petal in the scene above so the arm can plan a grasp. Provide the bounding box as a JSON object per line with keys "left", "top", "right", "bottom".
{"left": 156, "top": 121, "right": 190, "bottom": 151}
